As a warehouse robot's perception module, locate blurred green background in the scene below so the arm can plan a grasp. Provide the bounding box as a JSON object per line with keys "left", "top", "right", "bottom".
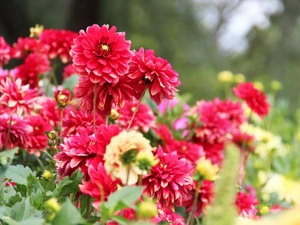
{"left": 1, "top": 0, "right": 299, "bottom": 110}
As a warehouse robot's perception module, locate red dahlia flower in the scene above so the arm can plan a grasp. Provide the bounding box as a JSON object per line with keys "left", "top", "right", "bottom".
{"left": 235, "top": 186, "right": 259, "bottom": 215}
{"left": 15, "top": 53, "right": 50, "bottom": 88}
{"left": 158, "top": 208, "right": 185, "bottom": 225}
{"left": 54, "top": 124, "right": 121, "bottom": 178}
{"left": 0, "top": 78, "right": 39, "bottom": 115}
{"left": 63, "top": 107, "right": 105, "bottom": 137}
{"left": 38, "top": 97, "right": 61, "bottom": 127}
{"left": 182, "top": 180, "right": 214, "bottom": 217}
{"left": 39, "top": 29, "right": 78, "bottom": 63}
{"left": 143, "top": 147, "right": 194, "bottom": 208}
{"left": 0, "top": 113, "right": 32, "bottom": 149}
{"left": 0, "top": 36, "right": 10, "bottom": 67}
{"left": 54, "top": 128, "right": 99, "bottom": 178}
{"left": 74, "top": 76, "right": 135, "bottom": 118}
{"left": 10, "top": 37, "right": 38, "bottom": 59}
{"left": 71, "top": 24, "right": 131, "bottom": 83}
{"left": 63, "top": 64, "right": 77, "bottom": 80}
{"left": 79, "top": 163, "right": 120, "bottom": 210}
{"left": 233, "top": 82, "right": 270, "bottom": 118}
{"left": 27, "top": 115, "right": 53, "bottom": 156}
{"left": 128, "top": 48, "right": 180, "bottom": 105}
{"left": 117, "top": 100, "right": 156, "bottom": 132}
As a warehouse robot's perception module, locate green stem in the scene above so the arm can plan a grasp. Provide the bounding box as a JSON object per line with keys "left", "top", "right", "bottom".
{"left": 86, "top": 196, "right": 91, "bottom": 219}
{"left": 126, "top": 84, "right": 148, "bottom": 131}
{"left": 186, "top": 181, "right": 202, "bottom": 225}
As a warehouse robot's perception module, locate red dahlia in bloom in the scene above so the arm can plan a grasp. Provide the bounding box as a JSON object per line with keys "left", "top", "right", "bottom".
{"left": 235, "top": 186, "right": 259, "bottom": 215}
{"left": 74, "top": 76, "right": 135, "bottom": 118}
{"left": 233, "top": 82, "right": 270, "bottom": 118}
{"left": 128, "top": 48, "right": 180, "bottom": 105}
{"left": 63, "top": 107, "right": 105, "bottom": 137}
{"left": 15, "top": 53, "right": 50, "bottom": 88}
{"left": 71, "top": 24, "right": 131, "bottom": 83}
{"left": 27, "top": 115, "right": 53, "bottom": 156}
{"left": 117, "top": 100, "right": 156, "bottom": 132}
{"left": 143, "top": 147, "right": 194, "bottom": 208}
{"left": 182, "top": 180, "right": 214, "bottom": 217}
{"left": 0, "top": 113, "right": 32, "bottom": 149}
{"left": 10, "top": 37, "right": 38, "bottom": 59}
{"left": 39, "top": 29, "right": 78, "bottom": 63}
{"left": 63, "top": 64, "right": 77, "bottom": 80}
{"left": 0, "top": 78, "right": 39, "bottom": 115}
{"left": 0, "top": 36, "right": 10, "bottom": 67}
{"left": 158, "top": 208, "right": 185, "bottom": 225}
{"left": 79, "top": 163, "right": 120, "bottom": 210}
{"left": 38, "top": 97, "right": 61, "bottom": 127}
{"left": 54, "top": 124, "right": 121, "bottom": 178}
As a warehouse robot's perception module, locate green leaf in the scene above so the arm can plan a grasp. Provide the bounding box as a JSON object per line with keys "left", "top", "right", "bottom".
{"left": 10, "top": 198, "right": 33, "bottom": 221}
{"left": 111, "top": 216, "right": 129, "bottom": 225}
{"left": 53, "top": 170, "right": 83, "bottom": 198}
{"left": 19, "top": 218, "right": 45, "bottom": 225}
{"left": 0, "top": 148, "right": 18, "bottom": 165}
{"left": 62, "top": 74, "right": 79, "bottom": 90}
{"left": 105, "top": 186, "right": 144, "bottom": 211}
{"left": 5, "top": 165, "right": 35, "bottom": 186}
{"left": 0, "top": 216, "right": 20, "bottom": 225}
{"left": 52, "top": 198, "right": 85, "bottom": 225}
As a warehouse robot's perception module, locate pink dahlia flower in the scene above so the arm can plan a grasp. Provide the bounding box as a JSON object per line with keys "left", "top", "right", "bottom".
{"left": 15, "top": 53, "right": 50, "bottom": 88}
{"left": 39, "top": 29, "right": 78, "bottom": 63}
{"left": 54, "top": 124, "right": 121, "bottom": 178}
{"left": 10, "top": 37, "right": 38, "bottom": 59}
{"left": 158, "top": 208, "right": 185, "bottom": 225}
{"left": 0, "top": 78, "right": 39, "bottom": 115}
{"left": 233, "top": 82, "right": 270, "bottom": 118}
{"left": 27, "top": 115, "right": 53, "bottom": 156}
{"left": 63, "top": 107, "right": 105, "bottom": 137}
{"left": 0, "top": 36, "right": 11, "bottom": 67}
{"left": 38, "top": 97, "right": 61, "bottom": 127}
{"left": 128, "top": 48, "right": 180, "bottom": 105}
{"left": 79, "top": 163, "right": 120, "bottom": 210}
{"left": 0, "top": 113, "right": 32, "bottom": 149}
{"left": 54, "top": 128, "right": 99, "bottom": 178}
{"left": 74, "top": 76, "right": 135, "bottom": 118}
{"left": 117, "top": 100, "right": 156, "bottom": 132}
{"left": 235, "top": 186, "right": 259, "bottom": 215}
{"left": 143, "top": 147, "right": 194, "bottom": 208}
{"left": 63, "top": 64, "right": 78, "bottom": 80}
{"left": 182, "top": 180, "right": 214, "bottom": 217}
{"left": 71, "top": 24, "right": 131, "bottom": 83}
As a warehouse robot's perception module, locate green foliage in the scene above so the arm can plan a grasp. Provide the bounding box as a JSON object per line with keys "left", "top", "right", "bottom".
{"left": 62, "top": 74, "right": 79, "bottom": 91}
{"left": 52, "top": 199, "right": 87, "bottom": 225}
{"left": 203, "top": 144, "right": 240, "bottom": 225}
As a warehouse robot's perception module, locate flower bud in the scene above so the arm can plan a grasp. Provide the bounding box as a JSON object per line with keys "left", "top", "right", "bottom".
{"left": 54, "top": 89, "right": 72, "bottom": 107}
{"left": 217, "top": 71, "right": 233, "bottom": 83}
{"left": 234, "top": 74, "right": 246, "bottom": 83}
{"left": 42, "top": 170, "right": 53, "bottom": 180}
{"left": 44, "top": 198, "right": 60, "bottom": 212}
{"left": 254, "top": 81, "right": 264, "bottom": 91}
{"left": 137, "top": 200, "right": 157, "bottom": 219}
{"left": 47, "top": 139, "right": 55, "bottom": 146}
{"left": 259, "top": 205, "right": 270, "bottom": 215}
{"left": 109, "top": 108, "right": 120, "bottom": 120}
{"left": 196, "top": 157, "right": 218, "bottom": 181}
{"left": 271, "top": 80, "right": 282, "bottom": 91}
{"left": 47, "top": 131, "right": 57, "bottom": 140}
{"left": 136, "top": 151, "right": 158, "bottom": 173}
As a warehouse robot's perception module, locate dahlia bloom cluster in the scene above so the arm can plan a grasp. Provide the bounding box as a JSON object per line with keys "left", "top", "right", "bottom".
{"left": 71, "top": 24, "right": 180, "bottom": 118}
{"left": 1, "top": 24, "right": 276, "bottom": 225}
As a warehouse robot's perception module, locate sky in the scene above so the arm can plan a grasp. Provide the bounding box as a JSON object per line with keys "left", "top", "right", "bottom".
{"left": 197, "top": 0, "right": 283, "bottom": 53}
